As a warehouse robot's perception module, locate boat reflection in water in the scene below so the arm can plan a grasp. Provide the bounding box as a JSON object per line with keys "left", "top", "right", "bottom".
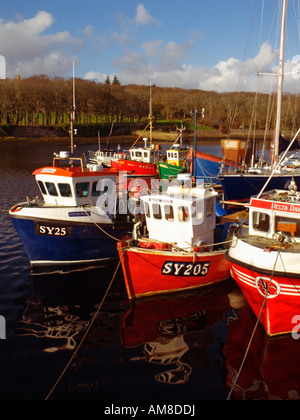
{"left": 224, "top": 303, "right": 300, "bottom": 400}
{"left": 121, "top": 280, "right": 236, "bottom": 389}
{"left": 17, "top": 271, "right": 300, "bottom": 399}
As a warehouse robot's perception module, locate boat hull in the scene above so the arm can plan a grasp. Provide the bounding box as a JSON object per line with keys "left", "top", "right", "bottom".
{"left": 11, "top": 216, "right": 131, "bottom": 267}
{"left": 219, "top": 173, "right": 300, "bottom": 201}
{"left": 193, "top": 151, "right": 236, "bottom": 184}
{"left": 118, "top": 242, "right": 230, "bottom": 300}
{"left": 227, "top": 254, "right": 300, "bottom": 336}
{"left": 111, "top": 159, "right": 159, "bottom": 177}
{"left": 157, "top": 161, "right": 184, "bottom": 179}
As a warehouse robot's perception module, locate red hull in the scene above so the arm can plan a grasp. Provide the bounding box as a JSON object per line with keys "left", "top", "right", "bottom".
{"left": 118, "top": 243, "right": 230, "bottom": 299}
{"left": 111, "top": 159, "right": 159, "bottom": 176}
{"left": 230, "top": 263, "right": 300, "bottom": 336}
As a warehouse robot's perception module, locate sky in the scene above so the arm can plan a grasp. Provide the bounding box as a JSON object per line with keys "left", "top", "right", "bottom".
{"left": 1, "top": 0, "right": 300, "bottom": 92}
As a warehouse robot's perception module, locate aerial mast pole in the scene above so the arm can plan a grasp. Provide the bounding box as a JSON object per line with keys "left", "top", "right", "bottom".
{"left": 70, "top": 61, "right": 76, "bottom": 156}
{"left": 274, "top": 0, "right": 288, "bottom": 163}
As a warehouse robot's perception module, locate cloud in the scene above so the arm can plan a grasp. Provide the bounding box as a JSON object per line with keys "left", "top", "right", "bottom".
{"left": 85, "top": 35, "right": 299, "bottom": 94}
{"left": 197, "top": 42, "right": 280, "bottom": 92}
{"left": 135, "top": 4, "right": 161, "bottom": 27}
{"left": 0, "top": 11, "right": 83, "bottom": 78}
{"left": 84, "top": 71, "right": 108, "bottom": 83}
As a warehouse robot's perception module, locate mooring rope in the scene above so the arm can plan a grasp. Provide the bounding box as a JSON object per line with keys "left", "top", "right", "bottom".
{"left": 45, "top": 256, "right": 123, "bottom": 400}
{"left": 227, "top": 247, "right": 282, "bottom": 400}
{"left": 81, "top": 205, "right": 121, "bottom": 242}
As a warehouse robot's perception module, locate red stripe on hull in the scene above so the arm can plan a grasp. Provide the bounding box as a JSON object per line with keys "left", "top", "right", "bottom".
{"left": 118, "top": 244, "right": 230, "bottom": 299}
{"left": 230, "top": 263, "right": 300, "bottom": 336}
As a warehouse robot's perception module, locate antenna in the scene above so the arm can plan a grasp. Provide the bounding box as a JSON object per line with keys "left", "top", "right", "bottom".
{"left": 70, "top": 61, "right": 76, "bottom": 156}
{"left": 149, "top": 66, "right": 153, "bottom": 146}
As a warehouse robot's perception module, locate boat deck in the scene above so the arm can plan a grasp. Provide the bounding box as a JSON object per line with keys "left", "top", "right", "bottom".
{"left": 236, "top": 232, "right": 300, "bottom": 253}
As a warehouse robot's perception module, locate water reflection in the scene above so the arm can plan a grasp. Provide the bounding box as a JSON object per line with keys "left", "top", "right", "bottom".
{"left": 121, "top": 280, "right": 236, "bottom": 388}
{"left": 9, "top": 267, "right": 300, "bottom": 400}
{"left": 18, "top": 263, "right": 128, "bottom": 353}
{"left": 224, "top": 304, "right": 300, "bottom": 400}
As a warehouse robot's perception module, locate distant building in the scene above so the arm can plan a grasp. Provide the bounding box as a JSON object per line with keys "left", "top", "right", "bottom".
{"left": 0, "top": 56, "right": 6, "bottom": 79}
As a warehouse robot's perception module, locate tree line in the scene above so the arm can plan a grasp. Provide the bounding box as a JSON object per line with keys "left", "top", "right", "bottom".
{"left": 0, "top": 74, "right": 299, "bottom": 133}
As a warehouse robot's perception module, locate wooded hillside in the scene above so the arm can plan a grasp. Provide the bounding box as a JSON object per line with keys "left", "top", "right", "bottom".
{"left": 0, "top": 75, "right": 299, "bottom": 134}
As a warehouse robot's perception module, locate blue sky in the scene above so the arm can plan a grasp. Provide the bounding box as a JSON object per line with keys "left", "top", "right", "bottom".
{"left": 0, "top": 0, "right": 300, "bottom": 92}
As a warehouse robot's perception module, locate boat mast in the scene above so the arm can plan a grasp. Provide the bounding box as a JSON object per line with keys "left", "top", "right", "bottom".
{"left": 274, "top": 0, "right": 288, "bottom": 163}
{"left": 193, "top": 107, "right": 198, "bottom": 179}
{"left": 149, "top": 81, "right": 153, "bottom": 146}
{"left": 70, "top": 61, "right": 76, "bottom": 156}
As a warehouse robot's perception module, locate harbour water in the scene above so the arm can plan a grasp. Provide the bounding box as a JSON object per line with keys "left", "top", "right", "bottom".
{"left": 0, "top": 140, "right": 299, "bottom": 401}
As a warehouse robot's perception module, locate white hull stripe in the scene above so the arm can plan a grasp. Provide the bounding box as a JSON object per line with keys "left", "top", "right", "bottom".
{"left": 231, "top": 266, "right": 300, "bottom": 297}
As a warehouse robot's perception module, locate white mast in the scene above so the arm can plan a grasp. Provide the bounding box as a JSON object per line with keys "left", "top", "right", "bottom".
{"left": 149, "top": 80, "right": 153, "bottom": 146}
{"left": 70, "top": 61, "right": 76, "bottom": 156}
{"left": 274, "top": 0, "right": 288, "bottom": 163}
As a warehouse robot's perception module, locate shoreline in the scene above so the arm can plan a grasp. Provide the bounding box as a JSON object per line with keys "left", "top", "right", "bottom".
{"left": 0, "top": 129, "right": 268, "bottom": 147}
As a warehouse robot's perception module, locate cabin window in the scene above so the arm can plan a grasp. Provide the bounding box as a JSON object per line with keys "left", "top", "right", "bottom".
{"left": 192, "top": 202, "right": 203, "bottom": 220}
{"left": 178, "top": 206, "right": 190, "bottom": 222}
{"left": 275, "top": 216, "right": 300, "bottom": 238}
{"left": 92, "top": 182, "right": 100, "bottom": 197}
{"left": 206, "top": 199, "right": 214, "bottom": 217}
{"left": 144, "top": 152, "right": 148, "bottom": 158}
{"left": 152, "top": 204, "right": 162, "bottom": 220}
{"left": 76, "top": 182, "right": 89, "bottom": 198}
{"left": 58, "top": 183, "right": 72, "bottom": 198}
{"left": 144, "top": 202, "right": 150, "bottom": 218}
{"left": 37, "top": 181, "right": 47, "bottom": 195}
{"left": 45, "top": 182, "right": 58, "bottom": 197}
{"left": 164, "top": 205, "right": 174, "bottom": 221}
{"left": 253, "top": 212, "right": 270, "bottom": 233}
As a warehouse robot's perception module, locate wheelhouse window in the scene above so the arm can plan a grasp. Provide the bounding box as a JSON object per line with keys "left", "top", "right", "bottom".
{"left": 164, "top": 205, "right": 174, "bottom": 221}
{"left": 92, "top": 181, "right": 100, "bottom": 197}
{"left": 152, "top": 204, "right": 162, "bottom": 220}
{"left": 37, "top": 181, "right": 47, "bottom": 195}
{"left": 144, "top": 202, "right": 150, "bottom": 218}
{"left": 178, "top": 206, "right": 190, "bottom": 222}
{"left": 206, "top": 199, "right": 213, "bottom": 217}
{"left": 58, "top": 183, "right": 72, "bottom": 197}
{"left": 192, "top": 202, "right": 203, "bottom": 221}
{"left": 253, "top": 212, "right": 270, "bottom": 233}
{"left": 275, "top": 216, "right": 300, "bottom": 238}
{"left": 76, "top": 182, "right": 89, "bottom": 198}
{"left": 45, "top": 182, "right": 58, "bottom": 197}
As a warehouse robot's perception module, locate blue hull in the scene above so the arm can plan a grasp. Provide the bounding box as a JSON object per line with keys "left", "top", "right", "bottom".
{"left": 195, "top": 157, "right": 227, "bottom": 184}
{"left": 11, "top": 217, "right": 131, "bottom": 267}
{"left": 219, "top": 174, "right": 300, "bottom": 201}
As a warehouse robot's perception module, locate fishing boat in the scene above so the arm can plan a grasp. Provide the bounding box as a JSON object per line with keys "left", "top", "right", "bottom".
{"left": 158, "top": 124, "right": 189, "bottom": 180}
{"left": 111, "top": 83, "right": 163, "bottom": 178}
{"left": 219, "top": 0, "right": 300, "bottom": 201}
{"left": 88, "top": 148, "right": 116, "bottom": 168}
{"left": 117, "top": 174, "right": 232, "bottom": 300}
{"left": 226, "top": 178, "right": 300, "bottom": 336}
{"left": 88, "top": 127, "right": 117, "bottom": 168}
{"left": 9, "top": 65, "right": 133, "bottom": 268}
{"left": 9, "top": 152, "right": 133, "bottom": 267}
{"left": 111, "top": 137, "right": 161, "bottom": 177}
{"left": 193, "top": 141, "right": 245, "bottom": 185}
